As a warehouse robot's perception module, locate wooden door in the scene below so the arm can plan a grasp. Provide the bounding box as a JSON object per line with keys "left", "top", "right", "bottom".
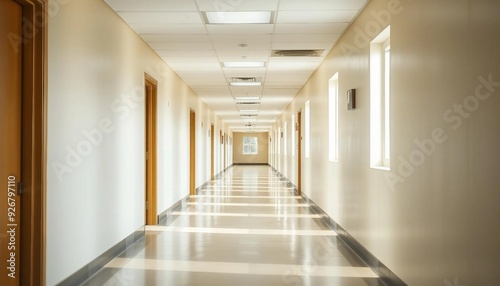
{"left": 297, "top": 112, "right": 302, "bottom": 196}
{"left": 145, "top": 74, "right": 158, "bottom": 225}
{"left": 189, "top": 111, "right": 196, "bottom": 195}
{"left": 0, "top": 1, "right": 22, "bottom": 285}
{"left": 210, "top": 124, "right": 215, "bottom": 180}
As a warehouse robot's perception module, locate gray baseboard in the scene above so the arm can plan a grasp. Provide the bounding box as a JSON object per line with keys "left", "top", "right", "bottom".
{"left": 57, "top": 227, "right": 145, "bottom": 286}
{"left": 158, "top": 195, "right": 190, "bottom": 223}
{"left": 270, "top": 165, "right": 407, "bottom": 286}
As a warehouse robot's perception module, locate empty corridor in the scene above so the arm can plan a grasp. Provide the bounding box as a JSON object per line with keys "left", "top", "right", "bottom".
{"left": 82, "top": 166, "right": 384, "bottom": 286}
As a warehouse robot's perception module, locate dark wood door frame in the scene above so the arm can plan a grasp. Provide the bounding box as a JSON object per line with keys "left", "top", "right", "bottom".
{"left": 9, "top": 0, "right": 48, "bottom": 285}
{"left": 189, "top": 110, "right": 196, "bottom": 195}
{"left": 297, "top": 111, "right": 302, "bottom": 196}
{"left": 145, "top": 74, "right": 158, "bottom": 225}
{"left": 210, "top": 124, "right": 214, "bottom": 180}
{"left": 0, "top": 0, "right": 49, "bottom": 284}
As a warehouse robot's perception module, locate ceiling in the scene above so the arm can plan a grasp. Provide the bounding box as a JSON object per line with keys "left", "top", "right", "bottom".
{"left": 105, "top": 0, "right": 368, "bottom": 132}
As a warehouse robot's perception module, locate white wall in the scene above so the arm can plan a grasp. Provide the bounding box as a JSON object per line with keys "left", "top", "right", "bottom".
{"left": 46, "top": 0, "right": 227, "bottom": 284}
{"left": 271, "top": 0, "right": 500, "bottom": 285}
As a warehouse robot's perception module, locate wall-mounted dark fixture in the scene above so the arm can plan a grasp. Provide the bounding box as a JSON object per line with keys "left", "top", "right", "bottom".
{"left": 347, "top": 89, "right": 356, "bottom": 110}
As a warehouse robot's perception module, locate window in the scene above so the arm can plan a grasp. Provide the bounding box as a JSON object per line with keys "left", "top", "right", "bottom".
{"left": 370, "top": 26, "right": 391, "bottom": 169}
{"left": 277, "top": 127, "right": 281, "bottom": 155}
{"left": 305, "top": 100, "right": 310, "bottom": 158}
{"left": 329, "top": 73, "right": 339, "bottom": 162}
{"left": 284, "top": 121, "right": 287, "bottom": 156}
{"left": 243, "top": 137, "right": 258, "bottom": 154}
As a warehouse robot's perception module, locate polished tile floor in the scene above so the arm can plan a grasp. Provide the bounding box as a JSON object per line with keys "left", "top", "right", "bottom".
{"left": 82, "top": 166, "right": 384, "bottom": 286}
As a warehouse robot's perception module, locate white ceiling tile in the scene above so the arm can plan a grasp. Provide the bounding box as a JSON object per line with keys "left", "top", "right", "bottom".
{"left": 272, "top": 33, "right": 340, "bottom": 43}
{"left": 130, "top": 24, "right": 207, "bottom": 35}
{"left": 274, "top": 34, "right": 340, "bottom": 44}
{"left": 262, "top": 88, "right": 300, "bottom": 97}
{"left": 276, "top": 10, "right": 358, "bottom": 24}
{"left": 265, "top": 72, "right": 313, "bottom": 82}
{"left": 230, "top": 86, "right": 263, "bottom": 96}
{"left": 218, "top": 55, "right": 270, "bottom": 62}
{"left": 275, "top": 23, "right": 348, "bottom": 34}
{"left": 106, "top": 0, "right": 366, "bottom": 128}
{"left": 118, "top": 12, "right": 203, "bottom": 24}
{"left": 196, "top": 0, "right": 279, "bottom": 11}
{"left": 211, "top": 34, "right": 273, "bottom": 49}
{"left": 207, "top": 24, "right": 274, "bottom": 35}
{"left": 168, "top": 62, "right": 222, "bottom": 71}
{"left": 271, "top": 42, "right": 333, "bottom": 51}
{"left": 142, "top": 35, "right": 211, "bottom": 43}
{"left": 162, "top": 57, "right": 220, "bottom": 64}
{"left": 222, "top": 68, "right": 267, "bottom": 78}
{"left": 278, "top": 0, "right": 368, "bottom": 11}
{"left": 156, "top": 49, "right": 217, "bottom": 57}
{"left": 150, "top": 42, "right": 214, "bottom": 50}
{"left": 216, "top": 49, "right": 271, "bottom": 58}
{"left": 105, "top": 0, "right": 198, "bottom": 11}
{"left": 267, "top": 60, "right": 322, "bottom": 71}
{"left": 263, "top": 83, "right": 303, "bottom": 89}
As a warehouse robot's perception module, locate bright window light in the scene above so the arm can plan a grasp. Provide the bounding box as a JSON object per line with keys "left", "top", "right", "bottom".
{"left": 205, "top": 11, "right": 272, "bottom": 24}
{"left": 243, "top": 137, "right": 258, "bottom": 155}
{"left": 305, "top": 100, "right": 310, "bottom": 158}
{"left": 329, "top": 73, "right": 339, "bottom": 162}
{"left": 230, "top": 82, "right": 262, "bottom": 87}
{"left": 284, "top": 121, "right": 287, "bottom": 156}
{"left": 223, "top": 62, "right": 266, "bottom": 68}
{"left": 277, "top": 127, "right": 281, "bottom": 155}
{"left": 370, "top": 26, "right": 391, "bottom": 170}
{"left": 291, "top": 115, "right": 296, "bottom": 156}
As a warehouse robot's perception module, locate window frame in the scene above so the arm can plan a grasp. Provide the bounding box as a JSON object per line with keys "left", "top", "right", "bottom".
{"left": 370, "top": 26, "right": 391, "bottom": 170}
{"left": 242, "top": 136, "right": 258, "bottom": 155}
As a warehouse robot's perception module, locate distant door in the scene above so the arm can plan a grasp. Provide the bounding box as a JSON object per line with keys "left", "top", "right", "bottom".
{"left": 190, "top": 111, "right": 196, "bottom": 195}
{"left": 210, "top": 124, "right": 215, "bottom": 180}
{"left": 223, "top": 133, "right": 227, "bottom": 170}
{"left": 297, "top": 111, "right": 302, "bottom": 195}
{"left": 0, "top": 1, "right": 22, "bottom": 285}
{"left": 145, "top": 74, "right": 158, "bottom": 225}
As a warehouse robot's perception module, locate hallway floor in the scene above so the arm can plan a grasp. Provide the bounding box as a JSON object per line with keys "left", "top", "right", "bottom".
{"left": 82, "top": 166, "right": 383, "bottom": 286}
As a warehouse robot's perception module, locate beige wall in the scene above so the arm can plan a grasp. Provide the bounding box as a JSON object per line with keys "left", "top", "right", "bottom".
{"left": 46, "top": 0, "right": 230, "bottom": 284}
{"left": 271, "top": 0, "right": 500, "bottom": 285}
{"left": 233, "top": 132, "right": 269, "bottom": 164}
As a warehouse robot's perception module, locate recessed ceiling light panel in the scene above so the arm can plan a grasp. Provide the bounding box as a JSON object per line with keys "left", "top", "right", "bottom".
{"left": 230, "top": 82, "right": 262, "bottom": 86}
{"left": 235, "top": 97, "right": 261, "bottom": 101}
{"left": 204, "top": 11, "right": 273, "bottom": 24}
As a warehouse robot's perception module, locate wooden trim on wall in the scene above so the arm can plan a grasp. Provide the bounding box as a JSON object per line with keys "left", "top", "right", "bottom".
{"left": 297, "top": 111, "right": 302, "bottom": 196}
{"left": 5, "top": 0, "right": 49, "bottom": 284}
{"left": 189, "top": 110, "right": 196, "bottom": 195}
{"left": 144, "top": 74, "right": 158, "bottom": 225}
{"left": 210, "top": 124, "right": 214, "bottom": 180}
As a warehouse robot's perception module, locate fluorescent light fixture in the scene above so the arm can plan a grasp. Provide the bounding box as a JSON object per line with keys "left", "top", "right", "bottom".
{"left": 223, "top": 62, "right": 266, "bottom": 68}
{"left": 204, "top": 11, "right": 273, "bottom": 24}
{"left": 240, "top": 110, "right": 259, "bottom": 113}
{"left": 235, "top": 97, "right": 260, "bottom": 101}
{"left": 230, "top": 82, "right": 262, "bottom": 86}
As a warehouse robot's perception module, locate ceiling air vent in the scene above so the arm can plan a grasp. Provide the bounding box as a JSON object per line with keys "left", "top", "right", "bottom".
{"left": 271, "top": 49, "right": 325, "bottom": 57}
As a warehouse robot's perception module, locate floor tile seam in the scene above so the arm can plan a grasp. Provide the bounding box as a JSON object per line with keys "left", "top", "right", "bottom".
{"left": 104, "top": 258, "right": 378, "bottom": 278}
